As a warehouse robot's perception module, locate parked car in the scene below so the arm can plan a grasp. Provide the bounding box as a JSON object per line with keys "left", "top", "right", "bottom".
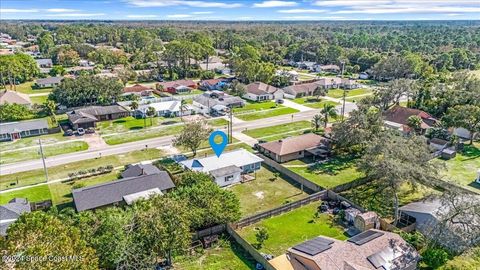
{"left": 276, "top": 99, "right": 284, "bottom": 104}
{"left": 77, "top": 128, "right": 85, "bottom": 136}
{"left": 85, "top": 127, "right": 95, "bottom": 134}
{"left": 64, "top": 129, "right": 74, "bottom": 136}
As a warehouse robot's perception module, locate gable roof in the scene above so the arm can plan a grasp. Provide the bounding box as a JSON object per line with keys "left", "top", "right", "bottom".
{"left": 258, "top": 133, "right": 328, "bottom": 156}
{"left": 36, "top": 77, "right": 63, "bottom": 85}
{"left": 123, "top": 84, "right": 153, "bottom": 93}
{"left": 180, "top": 149, "right": 263, "bottom": 173}
{"left": 0, "top": 119, "right": 48, "bottom": 134}
{"left": 0, "top": 198, "right": 31, "bottom": 236}
{"left": 0, "top": 90, "right": 31, "bottom": 105}
{"left": 72, "top": 172, "right": 175, "bottom": 211}
{"left": 384, "top": 105, "right": 437, "bottom": 129}
{"left": 157, "top": 79, "right": 196, "bottom": 89}
{"left": 201, "top": 78, "right": 226, "bottom": 86}
{"left": 67, "top": 105, "right": 128, "bottom": 124}
{"left": 121, "top": 164, "right": 162, "bottom": 178}
{"left": 246, "top": 82, "right": 279, "bottom": 96}
{"left": 193, "top": 92, "right": 245, "bottom": 108}
{"left": 283, "top": 81, "right": 320, "bottom": 95}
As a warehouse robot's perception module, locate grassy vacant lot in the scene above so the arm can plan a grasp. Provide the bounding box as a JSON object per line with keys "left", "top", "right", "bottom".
{"left": 235, "top": 107, "right": 298, "bottom": 121}
{"left": 0, "top": 149, "right": 163, "bottom": 190}
{"left": 30, "top": 95, "right": 49, "bottom": 105}
{"left": 243, "top": 121, "right": 315, "bottom": 142}
{"left": 292, "top": 98, "right": 338, "bottom": 109}
{"left": 0, "top": 185, "right": 52, "bottom": 204}
{"left": 340, "top": 181, "right": 439, "bottom": 219}
{"left": 434, "top": 142, "right": 480, "bottom": 194}
{"left": 326, "top": 88, "right": 371, "bottom": 99}
{"left": 284, "top": 156, "right": 364, "bottom": 189}
{"left": 102, "top": 124, "right": 183, "bottom": 145}
{"left": 237, "top": 202, "right": 347, "bottom": 256}
{"left": 233, "top": 101, "right": 281, "bottom": 113}
{"left": 97, "top": 116, "right": 181, "bottom": 135}
{"left": 174, "top": 238, "right": 256, "bottom": 270}
{"left": 0, "top": 141, "right": 88, "bottom": 164}
{"left": 228, "top": 166, "right": 308, "bottom": 217}
{"left": 13, "top": 81, "right": 53, "bottom": 95}
{"left": 0, "top": 132, "right": 70, "bottom": 151}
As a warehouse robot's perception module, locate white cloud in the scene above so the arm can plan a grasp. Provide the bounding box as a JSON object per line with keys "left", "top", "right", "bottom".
{"left": 127, "top": 0, "right": 242, "bottom": 8}
{"left": 237, "top": 16, "right": 254, "bottom": 20}
{"left": 127, "top": 14, "right": 158, "bottom": 18}
{"left": 253, "top": 1, "right": 298, "bottom": 8}
{"left": 46, "top": 13, "right": 106, "bottom": 17}
{"left": 46, "top": 9, "right": 80, "bottom": 12}
{"left": 167, "top": 14, "right": 192, "bottom": 18}
{"left": 192, "top": 11, "right": 213, "bottom": 14}
{"left": 333, "top": 6, "right": 480, "bottom": 14}
{"left": 1, "top": 8, "right": 39, "bottom": 13}
{"left": 278, "top": 9, "right": 326, "bottom": 13}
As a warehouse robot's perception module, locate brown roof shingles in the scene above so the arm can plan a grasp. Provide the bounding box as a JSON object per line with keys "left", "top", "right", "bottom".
{"left": 259, "top": 133, "right": 327, "bottom": 156}
{"left": 384, "top": 105, "right": 437, "bottom": 129}
{"left": 246, "top": 82, "right": 279, "bottom": 95}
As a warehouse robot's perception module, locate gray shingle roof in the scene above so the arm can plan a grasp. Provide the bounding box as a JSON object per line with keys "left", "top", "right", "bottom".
{"left": 72, "top": 172, "right": 175, "bottom": 211}
{"left": 0, "top": 198, "right": 31, "bottom": 236}
{"left": 0, "top": 119, "right": 48, "bottom": 134}
{"left": 67, "top": 105, "right": 128, "bottom": 124}
{"left": 121, "top": 164, "right": 162, "bottom": 178}
{"left": 36, "top": 76, "right": 63, "bottom": 85}
{"left": 210, "top": 165, "right": 242, "bottom": 178}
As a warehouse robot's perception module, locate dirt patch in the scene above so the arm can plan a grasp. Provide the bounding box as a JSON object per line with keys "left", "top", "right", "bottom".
{"left": 254, "top": 191, "right": 264, "bottom": 199}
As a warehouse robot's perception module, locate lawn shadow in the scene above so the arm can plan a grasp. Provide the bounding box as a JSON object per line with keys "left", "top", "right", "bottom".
{"left": 129, "top": 126, "right": 144, "bottom": 130}
{"left": 56, "top": 201, "right": 74, "bottom": 211}
{"left": 467, "top": 181, "right": 480, "bottom": 190}
{"left": 162, "top": 121, "right": 177, "bottom": 125}
{"left": 226, "top": 235, "right": 257, "bottom": 270}
{"left": 308, "top": 155, "right": 356, "bottom": 175}
{"left": 113, "top": 119, "right": 126, "bottom": 124}
{"left": 460, "top": 144, "right": 480, "bottom": 160}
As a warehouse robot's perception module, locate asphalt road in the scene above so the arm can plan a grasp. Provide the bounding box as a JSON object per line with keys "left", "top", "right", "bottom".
{"left": 0, "top": 100, "right": 357, "bottom": 176}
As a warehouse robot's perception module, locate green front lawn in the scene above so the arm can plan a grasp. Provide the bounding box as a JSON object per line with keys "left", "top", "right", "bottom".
{"left": 208, "top": 118, "right": 229, "bottom": 127}
{"left": 235, "top": 107, "right": 299, "bottom": 121}
{"left": 97, "top": 116, "right": 181, "bottom": 135}
{"left": 327, "top": 88, "right": 371, "bottom": 99}
{"left": 102, "top": 125, "right": 183, "bottom": 145}
{"left": 233, "top": 101, "right": 282, "bottom": 113}
{"left": 0, "top": 149, "right": 164, "bottom": 190}
{"left": 12, "top": 81, "right": 53, "bottom": 94}
{"left": 30, "top": 95, "right": 49, "bottom": 105}
{"left": 284, "top": 156, "right": 364, "bottom": 189}
{"left": 243, "top": 121, "right": 311, "bottom": 139}
{"left": 174, "top": 238, "right": 256, "bottom": 270}
{"left": 434, "top": 143, "right": 480, "bottom": 194}
{"left": 0, "top": 132, "right": 69, "bottom": 151}
{"left": 292, "top": 98, "right": 338, "bottom": 109}
{"left": 228, "top": 166, "right": 308, "bottom": 217}
{"left": 0, "top": 185, "right": 52, "bottom": 204}
{"left": 0, "top": 141, "right": 88, "bottom": 164}
{"left": 236, "top": 202, "right": 347, "bottom": 256}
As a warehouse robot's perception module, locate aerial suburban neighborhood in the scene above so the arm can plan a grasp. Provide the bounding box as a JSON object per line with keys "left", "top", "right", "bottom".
{"left": 0, "top": 1, "right": 479, "bottom": 270}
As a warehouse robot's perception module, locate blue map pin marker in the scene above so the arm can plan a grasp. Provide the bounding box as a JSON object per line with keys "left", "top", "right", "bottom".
{"left": 209, "top": 130, "right": 228, "bottom": 157}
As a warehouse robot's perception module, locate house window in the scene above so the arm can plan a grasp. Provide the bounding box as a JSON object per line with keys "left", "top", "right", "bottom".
{"left": 225, "top": 175, "right": 234, "bottom": 182}
{"left": 299, "top": 151, "right": 302, "bottom": 155}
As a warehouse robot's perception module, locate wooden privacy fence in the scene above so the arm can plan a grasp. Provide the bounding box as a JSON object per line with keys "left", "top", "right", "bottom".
{"left": 192, "top": 224, "right": 226, "bottom": 241}
{"left": 258, "top": 154, "right": 323, "bottom": 193}
{"left": 233, "top": 191, "right": 328, "bottom": 229}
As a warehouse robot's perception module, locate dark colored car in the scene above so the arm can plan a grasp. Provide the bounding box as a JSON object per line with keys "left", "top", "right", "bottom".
{"left": 85, "top": 127, "right": 95, "bottom": 134}
{"left": 64, "top": 129, "right": 74, "bottom": 136}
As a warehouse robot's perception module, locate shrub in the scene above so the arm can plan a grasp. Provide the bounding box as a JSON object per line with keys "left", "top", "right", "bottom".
{"left": 72, "top": 182, "right": 86, "bottom": 189}
{"left": 423, "top": 247, "right": 449, "bottom": 269}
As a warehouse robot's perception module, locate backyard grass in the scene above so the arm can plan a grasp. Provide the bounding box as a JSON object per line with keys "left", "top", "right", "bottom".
{"left": 434, "top": 142, "right": 480, "bottom": 194}
{"left": 326, "top": 88, "right": 371, "bottom": 99}
{"left": 0, "top": 185, "right": 52, "bottom": 204}
{"left": 228, "top": 166, "right": 308, "bottom": 217}
{"left": 0, "top": 141, "right": 88, "bottom": 164}
{"left": 174, "top": 238, "right": 256, "bottom": 270}
{"left": 30, "top": 95, "right": 49, "bottom": 105}
{"left": 235, "top": 107, "right": 299, "bottom": 121}
{"left": 243, "top": 121, "right": 312, "bottom": 141}
{"left": 102, "top": 124, "right": 183, "bottom": 145}
{"left": 284, "top": 155, "right": 364, "bottom": 189}
{"left": 340, "top": 181, "right": 439, "bottom": 219}
{"left": 292, "top": 98, "right": 338, "bottom": 109}
{"left": 0, "top": 149, "right": 164, "bottom": 190}
{"left": 236, "top": 202, "right": 347, "bottom": 256}
{"left": 11, "top": 81, "right": 53, "bottom": 94}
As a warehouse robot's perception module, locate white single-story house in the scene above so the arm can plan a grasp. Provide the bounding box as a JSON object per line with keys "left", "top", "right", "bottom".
{"left": 243, "top": 82, "right": 284, "bottom": 102}
{"left": 35, "top": 77, "right": 63, "bottom": 88}
{"left": 179, "top": 149, "right": 264, "bottom": 187}
{"left": 134, "top": 100, "right": 189, "bottom": 118}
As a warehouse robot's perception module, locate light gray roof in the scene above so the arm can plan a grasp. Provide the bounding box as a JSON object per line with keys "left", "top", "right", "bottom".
{"left": 210, "top": 165, "right": 242, "bottom": 178}
{"left": 180, "top": 149, "right": 263, "bottom": 173}
{"left": 194, "top": 92, "right": 245, "bottom": 108}
{"left": 67, "top": 105, "right": 128, "bottom": 124}
{"left": 399, "top": 199, "right": 443, "bottom": 217}
{"left": 0, "top": 198, "right": 31, "bottom": 236}
{"left": 36, "top": 77, "right": 63, "bottom": 85}
{"left": 121, "top": 164, "right": 162, "bottom": 178}
{"left": 0, "top": 119, "right": 48, "bottom": 134}
{"left": 72, "top": 172, "right": 175, "bottom": 211}
{"left": 0, "top": 90, "right": 31, "bottom": 105}
{"left": 35, "top": 58, "right": 52, "bottom": 65}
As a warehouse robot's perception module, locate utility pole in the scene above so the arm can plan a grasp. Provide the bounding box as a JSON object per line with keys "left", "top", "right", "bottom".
{"left": 340, "top": 61, "right": 346, "bottom": 122}
{"left": 228, "top": 108, "right": 233, "bottom": 144}
{"left": 38, "top": 139, "right": 49, "bottom": 182}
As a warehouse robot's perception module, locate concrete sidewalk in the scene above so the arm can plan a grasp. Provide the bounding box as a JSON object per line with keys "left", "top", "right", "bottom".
{"left": 282, "top": 99, "right": 313, "bottom": 112}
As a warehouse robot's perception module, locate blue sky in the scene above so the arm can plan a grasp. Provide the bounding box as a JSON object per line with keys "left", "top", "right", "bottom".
{"left": 1, "top": 0, "right": 479, "bottom": 20}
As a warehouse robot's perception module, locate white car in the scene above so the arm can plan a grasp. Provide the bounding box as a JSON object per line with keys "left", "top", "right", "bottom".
{"left": 77, "top": 128, "right": 85, "bottom": 136}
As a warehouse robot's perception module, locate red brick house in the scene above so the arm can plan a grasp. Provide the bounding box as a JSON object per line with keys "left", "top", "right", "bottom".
{"left": 156, "top": 79, "right": 197, "bottom": 94}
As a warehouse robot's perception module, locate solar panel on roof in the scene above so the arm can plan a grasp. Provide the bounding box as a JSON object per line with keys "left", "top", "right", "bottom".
{"left": 367, "top": 253, "right": 387, "bottom": 268}
{"left": 292, "top": 237, "right": 334, "bottom": 256}
{"left": 347, "top": 230, "right": 384, "bottom": 245}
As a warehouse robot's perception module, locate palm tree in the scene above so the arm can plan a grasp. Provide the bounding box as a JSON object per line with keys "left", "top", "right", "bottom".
{"left": 407, "top": 115, "right": 422, "bottom": 134}
{"left": 146, "top": 106, "right": 156, "bottom": 126}
{"left": 130, "top": 101, "right": 139, "bottom": 118}
{"left": 313, "top": 86, "right": 327, "bottom": 101}
{"left": 179, "top": 99, "right": 188, "bottom": 121}
{"left": 43, "top": 100, "right": 57, "bottom": 126}
{"left": 311, "top": 114, "right": 323, "bottom": 132}
{"left": 320, "top": 103, "right": 338, "bottom": 128}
